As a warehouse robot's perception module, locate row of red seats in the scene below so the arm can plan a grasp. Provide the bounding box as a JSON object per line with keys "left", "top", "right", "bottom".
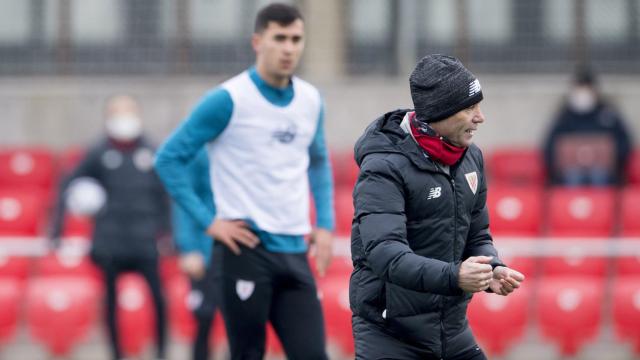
{"left": 468, "top": 275, "right": 640, "bottom": 357}
{"left": 332, "top": 185, "right": 640, "bottom": 236}
{"left": 489, "top": 185, "right": 640, "bottom": 237}
{"left": 1, "top": 254, "right": 639, "bottom": 358}
{"left": 2, "top": 147, "right": 639, "bottom": 237}
{"left": 3, "top": 145, "right": 640, "bottom": 191}
{"left": 0, "top": 272, "right": 346, "bottom": 358}
{"left": 332, "top": 147, "right": 640, "bottom": 188}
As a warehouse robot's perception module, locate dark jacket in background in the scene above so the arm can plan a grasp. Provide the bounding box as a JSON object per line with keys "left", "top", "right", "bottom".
{"left": 543, "top": 102, "right": 632, "bottom": 185}
{"left": 50, "top": 137, "right": 170, "bottom": 262}
{"left": 350, "top": 109, "right": 504, "bottom": 359}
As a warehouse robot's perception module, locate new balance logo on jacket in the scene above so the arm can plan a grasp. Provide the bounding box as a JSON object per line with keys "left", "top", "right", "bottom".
{"left": 427, "top": 186, "right": 442, "bottom": 200}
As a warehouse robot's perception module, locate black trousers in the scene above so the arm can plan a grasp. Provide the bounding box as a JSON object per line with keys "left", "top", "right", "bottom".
{"left": 189, "top": 263, "right": 218, "bottom": 360}
{"left": 353, "top": 316, "right": 487, "bottom": 360}
{"left": 95, "top": 256, "right": 167, "bottom": 360}
{"left": 214, "top": 243, "right": 328, "bottom": 360}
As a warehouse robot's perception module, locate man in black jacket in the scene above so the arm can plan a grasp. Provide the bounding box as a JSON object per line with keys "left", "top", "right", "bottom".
{"left": 50, "top": 95, "right": 169, "bottom": 360}
{"left": 350, "top": 54, "right": 525, "bottom": 360}
{"left": 543, "top": 68, "right": 632, "bottom": 186}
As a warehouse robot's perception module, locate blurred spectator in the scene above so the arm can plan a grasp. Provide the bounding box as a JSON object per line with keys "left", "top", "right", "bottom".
{"left": 543, "top": 67, "right": 632, "bottom": 186}
{"left": 171, "top": 149, "right": 218, "bottom": 360}
{"left": 49, "top": 95, "right": 169, "bottom": 360}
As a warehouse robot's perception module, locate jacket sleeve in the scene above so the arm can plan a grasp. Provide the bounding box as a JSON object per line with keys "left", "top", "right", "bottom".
{"left": 463, "top": 153, "right": 506, "bottom": 269}
{"left": 354, "top": 156, "right": 462, "bottom": 295}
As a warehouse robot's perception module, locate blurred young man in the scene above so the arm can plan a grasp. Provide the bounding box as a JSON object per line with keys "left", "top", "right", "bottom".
{"left": 350, "top": 55, "right": 525, "bottom": 359}
{"left": 155, "top": 3, "right": 334, "bottom": 359}
{"left": 171, "top": 149, "right": 218, "bottom": 360}
{"left": 50, "top": 95, "right": 169, "bottom": 360}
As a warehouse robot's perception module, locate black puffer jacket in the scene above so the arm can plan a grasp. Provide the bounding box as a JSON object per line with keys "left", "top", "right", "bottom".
{"left": 349, "top": 109, "right": 504, "bottom": 358}
{"left": 51, "top": 137, "right": 170, "bottom": 262}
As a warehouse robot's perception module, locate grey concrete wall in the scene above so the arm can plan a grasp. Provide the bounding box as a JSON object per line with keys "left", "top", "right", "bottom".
{"left": 1, "top": 74, "right": 639, "bottom": 153}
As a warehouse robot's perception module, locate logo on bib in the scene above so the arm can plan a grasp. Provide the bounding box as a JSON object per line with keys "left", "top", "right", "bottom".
{"left": 236, "top": 279, "right": 255, "bottom": 301}
{"left": 271, "top": 122, "right": 297, "bottom": 144}
{"left": 465, "top": 172, "right": 478, "bottom": 195}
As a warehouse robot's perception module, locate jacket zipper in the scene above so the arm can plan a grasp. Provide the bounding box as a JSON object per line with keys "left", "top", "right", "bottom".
{"left": 441, "top": 176, "right": 457, "bottom": 359}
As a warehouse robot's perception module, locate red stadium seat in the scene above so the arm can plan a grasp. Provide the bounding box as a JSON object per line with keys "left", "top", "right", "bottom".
{"left": 487, "top": 148, "right": 545, "bottom": 186}
{"left": 331, "top": 149, "right": 359, "bottom": 190}
{"left": 0, "top": 278, "right": 22, "bottom": 344}
{"left": 26, "top": 276, "right": 100, "bottom": 356}
{"left": 117, "top": 273, "right": 154, "bottom": 357}
{"left": 317, "top": 274, "right": 353, "bottom": 357}
{"left": 166, "top": 275, "right": 227, "bottom": 348}
{"left": 0, "top": 255, "right": 31, "bottom": 280}
{"left": 487, "top": 185, "right": 543, "bottom": 278}
{"left": 488, "top": 185, "right": 543, "bottom": 236}
{"left": 612, "top": 276, "right": 640, "bottom": 354}
{"left": 626, "top": 149, "right": 640, "bottom": 185}
{"left": 620, "top": 186, "right": 640, "bottom": 236}
{"left": 0, "top": 189, "right": 46, "bottom": 236}
{"left": 548, "top": 187, "right": 616, "bottom": 236}
{"left": 0, "top": 148, "right": 57, "bottom": 192}
{"left": 537, "top": 276, "right": 604, "bottom": 356}
{"left": 334, "top": 188, "right": 354, "bottom": 236}
{"left": 616, "top": 187, "right": 640, "bottom": 275}
{"left": 160, "top": 255, "right": 182, "bottom": 283}
{"left": 33, "top": 253, "right": 100, "bottom": 281}
{"left": 266, "top": 322, "right": 284, "bottom": 356}
{"left": 166, "top": 275, "right": 196, "bottom": 341}
{"left": 468, "top": 285, "right": 530, "bottom": 356}
{"left": 543, "top": 187, "right": 615, "bottom": 277}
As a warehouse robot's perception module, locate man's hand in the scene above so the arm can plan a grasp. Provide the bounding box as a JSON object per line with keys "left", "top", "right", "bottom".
{"left": 458, "top": 256, "right": 494, "bottom": 293}
{"left": 179, "top": 252, "right": 206, "bottom": 280}
{"left": 310, "top": 228, "right": 333, "bottom": 277}
{"left": 488, "top": 266, "right": 525, "bottom": 296}
{"left": 206, "top": 219, "right": 260, "bottom": 255}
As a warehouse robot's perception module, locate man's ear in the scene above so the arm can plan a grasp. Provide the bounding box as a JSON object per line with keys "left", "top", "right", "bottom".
{"left": 251, "top": 33, "right": 261, "bottom": 53}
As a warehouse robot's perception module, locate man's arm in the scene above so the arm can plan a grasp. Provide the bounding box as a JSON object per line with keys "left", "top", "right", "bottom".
{"left": 308, "top": 103, "right": 335, "bottom": 276}
{"left": 154, "top": 88, "right": 232, "bottom": 231}
{"left": 48, "top": 147, "right": 102, "bottom": 246}
{"left": 355, "top": 156, "right": 462, "bottom": 296}
{"left": 172, "top": 150, "right": 215, "bottom": 280}
{"left": 308, "top": 104, "right": 335, "bottom": 232}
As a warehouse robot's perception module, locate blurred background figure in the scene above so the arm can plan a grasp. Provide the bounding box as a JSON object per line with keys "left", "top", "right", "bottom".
{"left": 543, "top": 67, "right": 633, "bottom": 186}
{"left": 171, "top": 149, "right": 219, "bottom": 360}
{"left": 49, "top": 95, "right": 170, "bottom": 360}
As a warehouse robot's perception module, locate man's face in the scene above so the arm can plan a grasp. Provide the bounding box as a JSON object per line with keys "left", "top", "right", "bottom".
{"left": 430, "top": 103, "right": 485, "bottom": 148}
{"left": 252, "top": 19, "right": 305, "bottom": 81}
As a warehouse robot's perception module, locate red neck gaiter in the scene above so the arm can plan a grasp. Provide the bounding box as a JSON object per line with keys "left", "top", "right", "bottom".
{"left": 408, "top": 112, "right": 465, "bottom": 166}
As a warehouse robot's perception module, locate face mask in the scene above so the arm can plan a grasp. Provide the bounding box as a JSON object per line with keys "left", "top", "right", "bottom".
{"left": 568, "top": 88, "right": 597, "bottom": 113}
{"left": 105, "top": 114, "right": 142, "bottom": 142}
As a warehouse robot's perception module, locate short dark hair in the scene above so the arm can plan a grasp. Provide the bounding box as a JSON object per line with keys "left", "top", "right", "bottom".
{"left": 254, "top": 3, "right": 303, "bottom": 33}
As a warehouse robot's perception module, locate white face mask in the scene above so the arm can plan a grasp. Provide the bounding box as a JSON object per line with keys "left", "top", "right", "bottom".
{"left": 568, "top": 88, "right": 597, "bottom": 113}
{"left": 105, "top": 114, "right": 142, "bottom": 142}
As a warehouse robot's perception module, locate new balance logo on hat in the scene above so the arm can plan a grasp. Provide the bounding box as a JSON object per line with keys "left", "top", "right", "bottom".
{"left": 469, "top": 79, "right": 481, "bottom": 97}
{"left": 427, "top": 186, "right": 442, "bottom": 200}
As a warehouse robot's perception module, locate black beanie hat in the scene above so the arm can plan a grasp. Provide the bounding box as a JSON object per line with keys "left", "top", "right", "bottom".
{"left": 410, "top": 54, "right": 483, "bottom": 123}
